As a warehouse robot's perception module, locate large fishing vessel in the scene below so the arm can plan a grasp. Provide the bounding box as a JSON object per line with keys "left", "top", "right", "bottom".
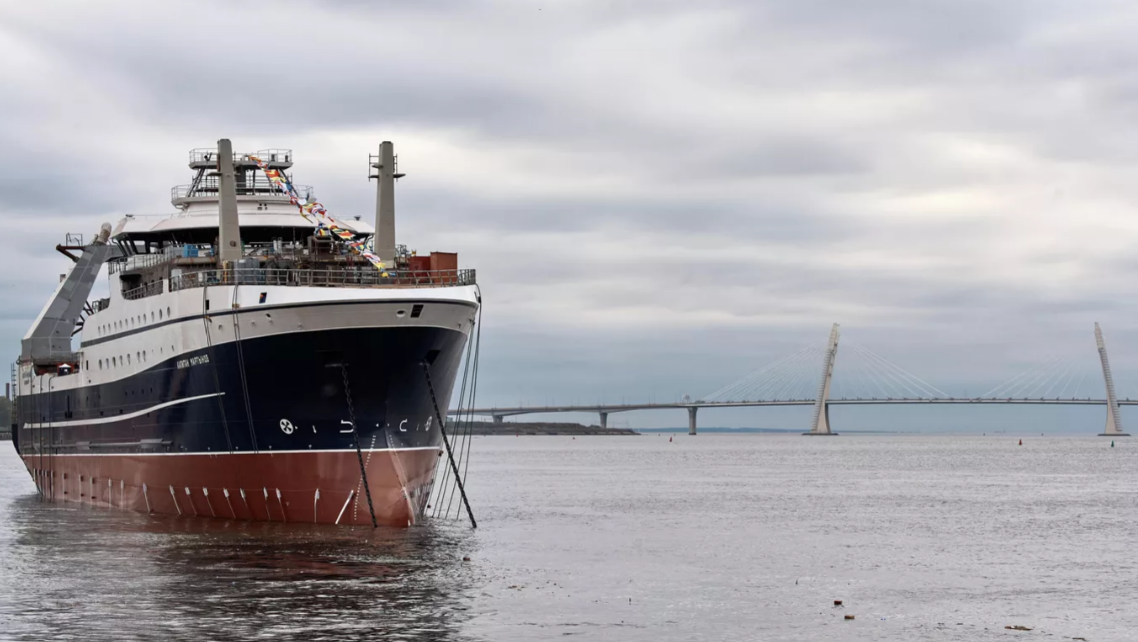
{"left": 9, "top": 140, "right": 479, "bottom": 526}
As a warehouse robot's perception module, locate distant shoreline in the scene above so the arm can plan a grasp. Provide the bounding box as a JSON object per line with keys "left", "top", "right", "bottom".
{"left": 465, "top": 421, "right": 638, "bottom": 436}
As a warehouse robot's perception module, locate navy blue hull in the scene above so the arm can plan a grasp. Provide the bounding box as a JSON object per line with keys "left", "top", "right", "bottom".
{"left": 15, "top": 326, "right": 468, "bottom": 457}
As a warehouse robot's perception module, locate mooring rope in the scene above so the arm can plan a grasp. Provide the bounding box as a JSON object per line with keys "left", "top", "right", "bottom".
{"left": 339, "top": 363, "right": 378, "bottom": 528}
{"left": 445, "top": 298, "right": 482, "bottom": 518}
{"left": 201, "top": 285, "right": 234, "bottom": 452}
{"left": 423, "top": 361, "right": 477, "bottom": 529}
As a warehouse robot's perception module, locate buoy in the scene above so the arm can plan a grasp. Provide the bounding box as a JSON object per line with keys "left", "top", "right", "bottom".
{"left": 1111, "top": 440, "right": 1115, "bottom": 448}
{"left": 669, "top": 436, "right": 673, "bottom": 442}
{"left": 1018, "top": 439, "right": 1022, "bottom": 446}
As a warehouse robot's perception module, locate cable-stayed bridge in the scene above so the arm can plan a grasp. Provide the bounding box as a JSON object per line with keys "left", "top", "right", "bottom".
{"left": 452, "top": 323, "right": 1132, "bottom": 437}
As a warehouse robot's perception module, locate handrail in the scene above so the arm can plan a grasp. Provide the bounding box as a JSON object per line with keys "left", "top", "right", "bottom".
{"left": 169, "top": 268, "right": 476, "bottom": 293}
{"left": 188, "top": 148, "right": 293, "bottom": 165}
{"left": 122, "top": 281, "right": 164, "bottom": 301}
{"left": 171, "top": 179, "right": 314, "bottom": 200}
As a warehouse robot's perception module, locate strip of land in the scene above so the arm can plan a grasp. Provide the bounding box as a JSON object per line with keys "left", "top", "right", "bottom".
{"left": 464, "top": 421, "right": 638, "bottom": 436}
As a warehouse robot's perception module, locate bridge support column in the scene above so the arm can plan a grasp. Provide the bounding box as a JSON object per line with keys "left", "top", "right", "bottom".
{"left": 1095, "top": 323, "right": 1130, "bottom": 437}
{"left": 599, "top": 412, "right": 608, "bottom": 429}
{"left": 492, "top": 415, "right": 504, "bottom": 424}
{"left": 688, "top": 407, "right": 698, "bottom": 435}
{"left": 804, "top": 323, "right": 841, "bottom": 436}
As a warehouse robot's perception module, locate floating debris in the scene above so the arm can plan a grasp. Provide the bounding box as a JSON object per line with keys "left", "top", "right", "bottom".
{"left": 844, "top": 615, "right": 855, "bottom": 620}
{"left": 1005, "top": 625, "right": 1033, "bottom": 631}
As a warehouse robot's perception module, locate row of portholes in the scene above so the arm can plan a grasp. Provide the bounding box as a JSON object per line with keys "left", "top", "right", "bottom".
{"left": 98, "top": 307, "right": 173, "bottom": 336}
{"left": 96, "top": 345, "right": 175, "bottom": 370}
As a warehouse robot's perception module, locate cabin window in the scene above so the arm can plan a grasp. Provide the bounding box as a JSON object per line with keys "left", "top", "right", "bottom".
{"left": 127, "top": 354, "right": 131, "bottom": 365}
{"left": 112, "top": 357, "right": 116, "bottom": 367}
{"left": 98, "top": 359, "right": 102, "bottom": 369}
{"left": 167, "top": 307, "right": 171, "bottom": 318}
{"left": 151, "top": 312, "right": 155, "bottom": 322}
{"left": 159, "top": 310, "right": 163, "bottom": 320}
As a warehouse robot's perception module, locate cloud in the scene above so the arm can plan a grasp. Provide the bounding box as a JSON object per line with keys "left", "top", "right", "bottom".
{"left": 3, "top": 0, "right": 1138, "bottom": 429}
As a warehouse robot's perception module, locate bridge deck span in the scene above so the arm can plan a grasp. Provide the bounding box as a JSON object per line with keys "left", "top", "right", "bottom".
{"left": 451, "top": 397, "right": 1137, "bottom": 418}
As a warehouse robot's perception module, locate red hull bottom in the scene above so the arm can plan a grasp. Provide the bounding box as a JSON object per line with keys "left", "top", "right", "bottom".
{"left": 21, "top": 448, "right": 442, "bottom": 527}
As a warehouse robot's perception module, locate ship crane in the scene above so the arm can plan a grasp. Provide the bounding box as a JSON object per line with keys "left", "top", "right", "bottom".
{"left": 21, "top": 224, "right": 120, "bottom": 370}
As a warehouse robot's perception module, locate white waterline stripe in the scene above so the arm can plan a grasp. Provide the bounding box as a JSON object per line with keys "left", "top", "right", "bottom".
{"left": 37, "top": 446, "right": 442, "bottom": 457}
{"left": 23, "top": 393, "right": 225, "bottom": 429}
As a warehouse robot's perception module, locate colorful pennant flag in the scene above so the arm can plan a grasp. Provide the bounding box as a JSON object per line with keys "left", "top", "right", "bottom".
{"left": 249, "top": 155, "right": 387, "bottom": 274}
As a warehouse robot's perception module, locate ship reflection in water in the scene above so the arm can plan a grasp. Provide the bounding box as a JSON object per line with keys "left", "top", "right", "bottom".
{"left": 0, "top": 460, "right": 478, "bottom": 640}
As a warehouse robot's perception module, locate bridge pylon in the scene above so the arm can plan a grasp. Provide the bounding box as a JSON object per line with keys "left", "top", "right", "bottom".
{"left": 1095, "top": 322, "right": 1130, "bottom": 437}
{"left": 804, "top": 323, "right": 840, "bottom": 436}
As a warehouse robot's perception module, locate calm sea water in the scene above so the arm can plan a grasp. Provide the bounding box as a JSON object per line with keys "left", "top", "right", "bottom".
{"left": 0, "top": 435, "right": 1135, "bottom": 641}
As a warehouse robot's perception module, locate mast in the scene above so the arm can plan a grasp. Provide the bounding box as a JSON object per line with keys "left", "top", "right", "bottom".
{"left": 372, "top": 141, "right": 401, "bottom": 263}
{"left": 217, "top": 138, "right": 242, "bottom": 265}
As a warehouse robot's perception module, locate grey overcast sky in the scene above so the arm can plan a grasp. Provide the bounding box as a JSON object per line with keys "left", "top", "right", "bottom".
{"left": 3, "top": 0, "right": 1138, "bottom": 431}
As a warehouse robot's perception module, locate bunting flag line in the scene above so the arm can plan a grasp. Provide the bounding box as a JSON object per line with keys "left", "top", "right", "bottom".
{"left": 249, "top": 155, "right": 387, "bottom": 274}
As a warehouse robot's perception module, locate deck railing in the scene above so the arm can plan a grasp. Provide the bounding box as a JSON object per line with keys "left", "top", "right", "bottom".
{"left": 168, "top": 268, "right": 476, "bottom": 293}
{"left": 171, "top": 178, "right": 314, "bottom": 200}
{"left": 122, "top": 281, "right": 165, "bottom": 301}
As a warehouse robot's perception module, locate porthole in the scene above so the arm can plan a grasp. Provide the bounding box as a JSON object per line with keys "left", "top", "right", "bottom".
{"left": 98, "top": 359, "right": 103, "bottom": 369}
{"left": 112, "top": 357, "right": 116, "bottom": 367}
{"left": 151, "top": 312, "right": 155, "bottom": 322}
{"left": 396, "top": 309, "right": 407, "bottom": 318}
{"left": 167, "top": 307, "right": 171, "bottom": 318}
{"left": 159, "top": 310, "right": 163, "bottom": 320}
{"left": 127, "top": 354, "right": 131, "bottom": 365}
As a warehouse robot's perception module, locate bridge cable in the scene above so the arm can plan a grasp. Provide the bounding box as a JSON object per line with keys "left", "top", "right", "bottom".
{"left": 847, "top": 341, "right": 949, "bottom": 398}
{"left": 1008, "top": 356, "right": 1066, "bottom": 398}
{"left": 981, "top": 355, "right": 1061, "bottom": 398}
{"left": 847, "top": 344, "right": 911, "bottom": 398}
{"left": 703, "top": 343, "right": 818, "bottom": 401}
